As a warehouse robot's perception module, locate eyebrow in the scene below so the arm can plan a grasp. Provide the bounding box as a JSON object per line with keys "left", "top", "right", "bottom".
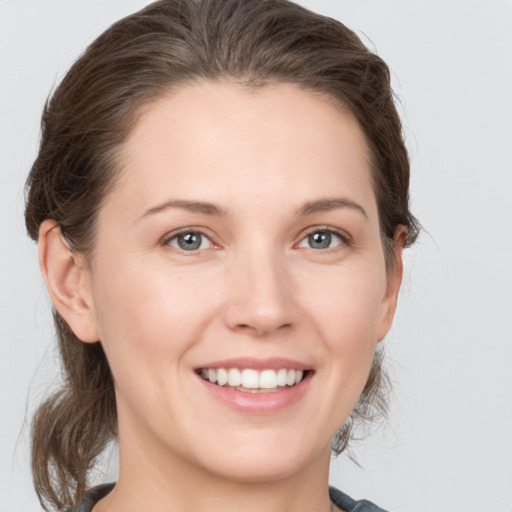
{"left": 138, "top": 199, "right": 228, "bottom": 220}
{"left": 138, "top": 197, "right": 368, "bottom": 221}
{"left": 296, "top": 198, "right": 368, "bottom": 220}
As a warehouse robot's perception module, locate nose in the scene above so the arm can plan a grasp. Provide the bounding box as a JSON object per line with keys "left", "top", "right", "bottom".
{"left": 222, "top": 248, "right": 296, "bottom": 337}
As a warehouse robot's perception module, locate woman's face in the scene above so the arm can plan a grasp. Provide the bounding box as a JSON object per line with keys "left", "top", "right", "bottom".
{"left": 80, "top": 82, "right": 401, "bottom": 482}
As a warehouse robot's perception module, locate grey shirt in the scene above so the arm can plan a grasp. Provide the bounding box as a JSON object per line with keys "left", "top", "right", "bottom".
{"left": 69, "top": 483, "right": 389, "bottom": 512}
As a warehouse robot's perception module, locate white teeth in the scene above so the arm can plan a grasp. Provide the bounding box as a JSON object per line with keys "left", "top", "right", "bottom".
{"left": 228, "top": 368, "right": 242, "bottom": 387}
{"left": 199, "top": 367, "right": 306, "bottom": 390}
{"left": 276, "top": 368, "right": 288, "bottom": 387}
{"left": 241, "top": 369, "right": 259, "bottom": 389}
{"left": 259, "top": 369, "right": 277, "bottom": 389}
{"left": 217, "top": 368, "right": 228, "bottom": 386}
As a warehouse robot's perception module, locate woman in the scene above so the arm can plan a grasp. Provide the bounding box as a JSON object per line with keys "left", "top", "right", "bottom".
{"left": 25, "top": 0, "right": 419, "bottom": 511}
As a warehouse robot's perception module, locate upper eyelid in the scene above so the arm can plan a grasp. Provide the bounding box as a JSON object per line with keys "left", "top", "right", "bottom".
{"left": 160, "top": 228, "right": 218, "bottom": 251}
{"left": 294, "top": 227, "right": 352, "bottom": 253}
{"left": 298, "top": 225, "right": 351, "bottom": 243}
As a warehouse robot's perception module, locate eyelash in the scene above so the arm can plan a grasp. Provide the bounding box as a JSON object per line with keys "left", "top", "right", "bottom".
{"left": 161, "top": 226, "right": 350, "bottom": 254}
{"left": 297, "top": 226, "right": 350, "bottom": 251}
{"left": 161, "top": 228, "right": 216, "bottom": 253}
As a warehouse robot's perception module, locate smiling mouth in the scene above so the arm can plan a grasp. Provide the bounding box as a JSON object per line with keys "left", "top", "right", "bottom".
{"left": 197, "top": 368, "right": 308, "bottom": 393}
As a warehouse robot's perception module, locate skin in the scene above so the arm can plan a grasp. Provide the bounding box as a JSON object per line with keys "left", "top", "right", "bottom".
{"left": 39, "top": 82, "right": 405, "bottom": 512}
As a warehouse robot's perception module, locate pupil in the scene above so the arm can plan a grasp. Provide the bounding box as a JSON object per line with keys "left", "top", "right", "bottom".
{"left": 309, "top": 232, "right": 331, "bottom": 249}
{"left": 178, "top": 232, "right": 201, "bottom": 250}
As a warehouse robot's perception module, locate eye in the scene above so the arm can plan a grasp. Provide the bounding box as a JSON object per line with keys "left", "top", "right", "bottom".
{"left": 165, "top": 231, "right": 213, "bottom": 252}
{"left": 297, "top": 229, "right": 347, "bottom": 250}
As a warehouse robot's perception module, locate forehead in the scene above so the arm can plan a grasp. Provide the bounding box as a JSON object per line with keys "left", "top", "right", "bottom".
{"left": 110, "top": 80, "right": 377, "bottom": 223}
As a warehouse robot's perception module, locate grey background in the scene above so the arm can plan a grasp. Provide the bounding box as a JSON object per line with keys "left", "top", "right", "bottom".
{"left": 1, "top": 1, "right": 511, "bottom": 510}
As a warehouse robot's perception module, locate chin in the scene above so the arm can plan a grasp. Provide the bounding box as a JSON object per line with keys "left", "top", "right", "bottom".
{"left": 193, "top": 434, "right": 327, "bottom": 484}
{"left": 204, "top": 456, "right": 306, "bottom": 484}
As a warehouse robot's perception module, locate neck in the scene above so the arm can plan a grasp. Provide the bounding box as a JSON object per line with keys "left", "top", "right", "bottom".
{"left": 95, "top": 431, "right": 334, "bottom": 512}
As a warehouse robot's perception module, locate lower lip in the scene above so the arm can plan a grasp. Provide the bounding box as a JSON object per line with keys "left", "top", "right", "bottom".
{"left": 196, "top": 372, "right": 312, "bottom": 414}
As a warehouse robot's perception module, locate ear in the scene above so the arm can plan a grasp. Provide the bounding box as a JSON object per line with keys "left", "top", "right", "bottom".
{"left": 377, "top": 226, "right": 408, "bottom": 342}
{"left": 38, "top": 220, "right": 99, "bottom": 343}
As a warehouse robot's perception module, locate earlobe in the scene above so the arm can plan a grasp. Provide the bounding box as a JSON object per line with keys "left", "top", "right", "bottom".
{"left": 377, "top": 226, "right": 407, "bottom": 342}
{"left": 38, "top": 220, "right": 99, "bottom": 343}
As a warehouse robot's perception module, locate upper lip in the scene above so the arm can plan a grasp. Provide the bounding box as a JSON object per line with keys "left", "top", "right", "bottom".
{"left": 195, "top": 357, "right": 312, "bottom": 371}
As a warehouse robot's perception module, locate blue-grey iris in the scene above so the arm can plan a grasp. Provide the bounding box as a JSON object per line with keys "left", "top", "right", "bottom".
{"left": 178, "top": 232, "right": 202, "bottom": 250}
{"left": 308, "top": 232, "right": 331, "bottom": 249}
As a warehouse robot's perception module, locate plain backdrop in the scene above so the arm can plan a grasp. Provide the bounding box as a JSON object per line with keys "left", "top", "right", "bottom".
{"left": 1, "top": 1, "right": 511, "bottom": 511}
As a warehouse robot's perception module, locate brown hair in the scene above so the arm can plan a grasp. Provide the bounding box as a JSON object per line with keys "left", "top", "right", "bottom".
{"left": 25, "top": 0, "right": 419, "bottom": 509}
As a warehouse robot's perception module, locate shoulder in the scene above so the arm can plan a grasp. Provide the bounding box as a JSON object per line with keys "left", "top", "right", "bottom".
{"left": 67, "top": 483, "right": 115, "bottom": 512}
{"left": 329, "top": 486, "right": 390, "bottom": 512}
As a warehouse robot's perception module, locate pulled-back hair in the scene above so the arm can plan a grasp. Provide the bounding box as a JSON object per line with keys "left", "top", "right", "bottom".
{"left": 25, "top": 0, "right": 419, "bottom": 510}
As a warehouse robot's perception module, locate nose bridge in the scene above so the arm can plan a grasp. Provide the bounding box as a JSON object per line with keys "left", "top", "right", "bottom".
{"left": 224, "top": 239, "right": 295, "bottom": 336}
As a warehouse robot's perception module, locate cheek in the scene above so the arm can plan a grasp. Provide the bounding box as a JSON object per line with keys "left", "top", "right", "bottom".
{"left": 90, "top": 257, "right": 214, "bottom": 375}
{"left": 290, "top": 263, "right": 387, "bottom": 438}
{"left": 302, "top": 260, "right": 386, "bottom": 402}
{"left": 302, "top": 262, "right": 386, "bottom": 343}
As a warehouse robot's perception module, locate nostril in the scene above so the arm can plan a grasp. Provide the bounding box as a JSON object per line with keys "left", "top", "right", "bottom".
{"left": 234, "top": 321, "right": 292, "bottom": 337}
